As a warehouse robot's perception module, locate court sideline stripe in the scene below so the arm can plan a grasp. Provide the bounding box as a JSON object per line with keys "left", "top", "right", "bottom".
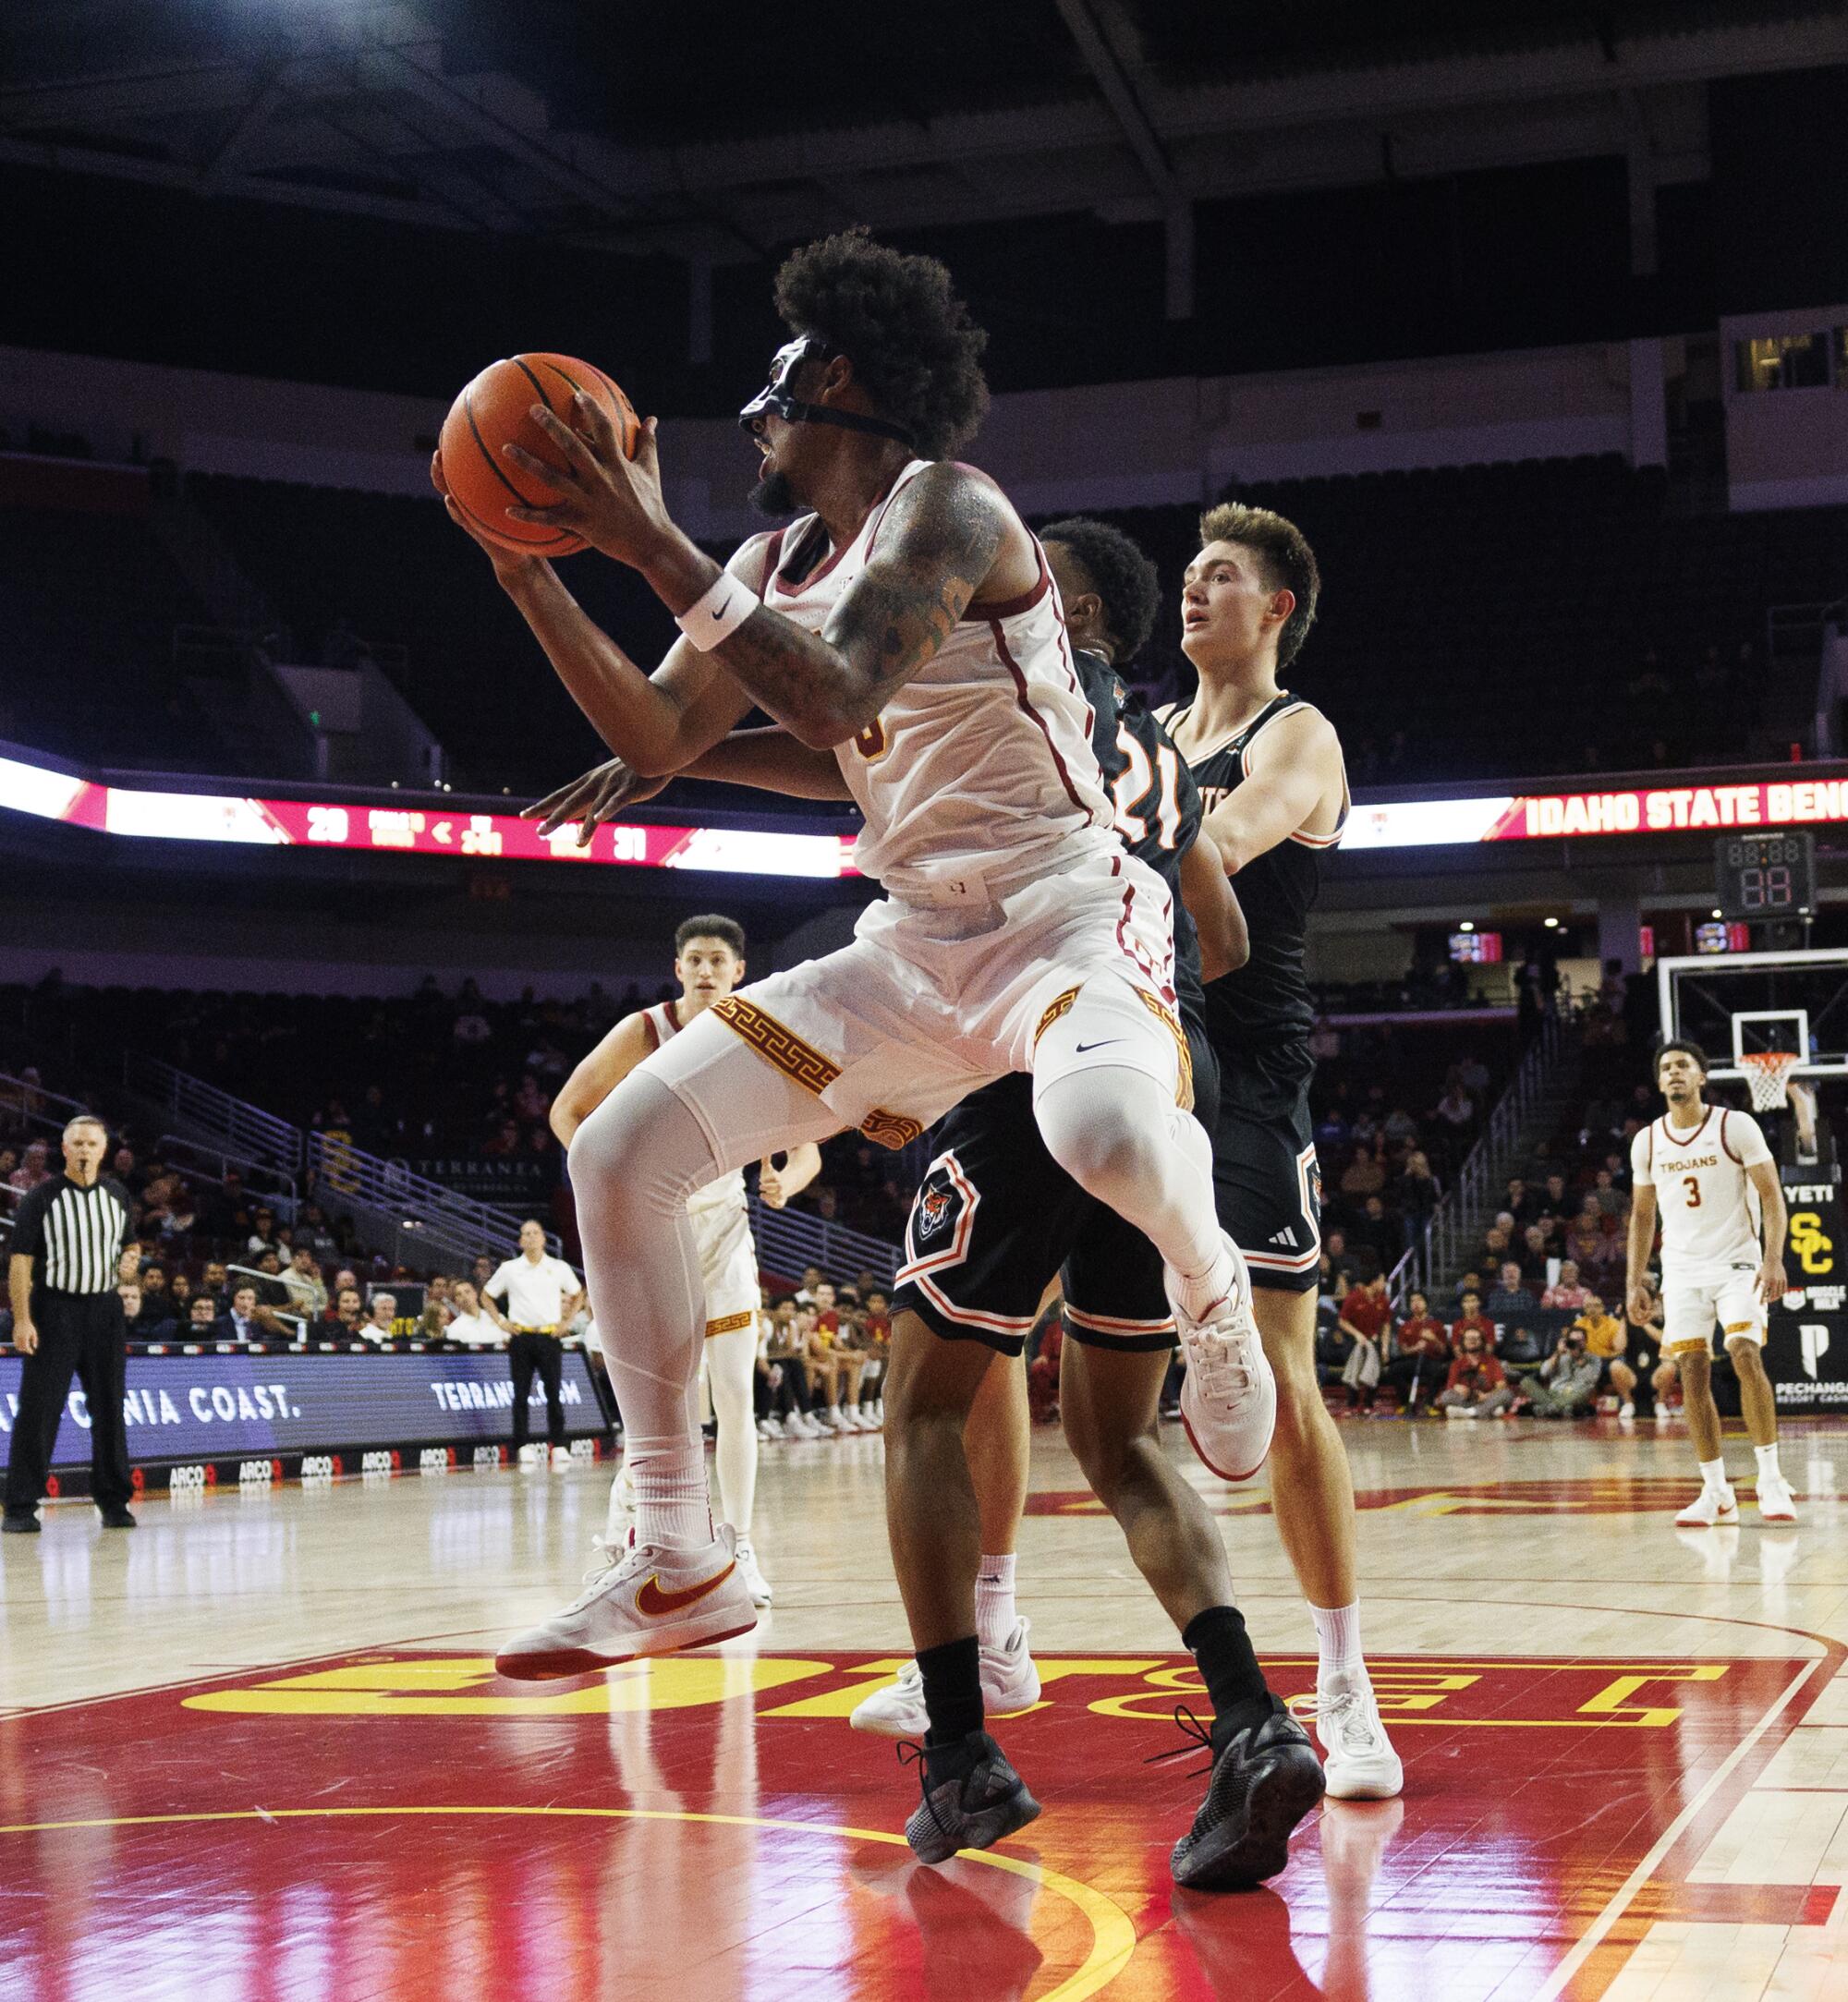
{"left": 1530, "top": 1653, "right": 1831, "bottom": 2002}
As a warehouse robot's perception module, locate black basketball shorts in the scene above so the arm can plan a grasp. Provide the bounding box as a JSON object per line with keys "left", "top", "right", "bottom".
{"left": 1210, "top": 1037, "right": 1321, "bottom": 1294}
{"left": 892, "top": 1022, "right": 1222, "bottom": 1357}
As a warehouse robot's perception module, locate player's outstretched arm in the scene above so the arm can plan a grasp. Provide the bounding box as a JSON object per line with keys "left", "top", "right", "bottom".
{"left": 550, "top": 1013, "right": 658, "bottom": 1149}
{"left": 1624, "top": 1185, "right": 1660, "bottom": 1327}
{"left": 1202, "top": 705, "right": 1343, "bottom": 874}
{"left": 1746, "top": 1159, "right": 1790, "bottom": 1304}
{"left": 1179, "top": 830, "right": 1249, "bottom": 982}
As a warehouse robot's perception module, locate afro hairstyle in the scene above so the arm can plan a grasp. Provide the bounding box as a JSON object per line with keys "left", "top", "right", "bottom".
{"left": 772, "top": 228, "right": 990, "bottom": 460}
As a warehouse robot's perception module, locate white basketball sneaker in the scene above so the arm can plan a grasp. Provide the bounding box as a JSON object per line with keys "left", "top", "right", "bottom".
{"left": 1164, "top": 1233, "right": 1277, "bottom": 1481}
{"left": 1676, "top": 1482, "right": 1739, "bottom": 1527}
{"left": 1756, "top": 1474, "right": 1799, "bottom": 1523}
{"left": 849, "top": 1619, "right": 1042, "bottom": 1739}
{"left": 735, "top": 1538, "right": 774, "bottom": 1606}
{"left": 496, "top": 1523, "right": 756, "bottom": 1679}
{"left": 1310, "top": 1668, "right": 1404, "bottom": 1801}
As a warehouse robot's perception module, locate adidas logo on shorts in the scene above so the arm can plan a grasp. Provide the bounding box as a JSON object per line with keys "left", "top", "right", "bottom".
{"left": 1269, "top": 1227, "right": 1298, "bottom": 1248}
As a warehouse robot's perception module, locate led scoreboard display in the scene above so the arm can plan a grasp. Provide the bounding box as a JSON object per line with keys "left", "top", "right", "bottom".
{"left": 1713, "top": 831, "right": 1816, "bottom": 921}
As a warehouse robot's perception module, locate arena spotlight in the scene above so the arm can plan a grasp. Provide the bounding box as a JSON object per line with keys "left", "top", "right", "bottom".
{"left": 1458, "top": 921, "right": 1476, "bottom": 932}
{"left": 1543, "top": 916, "right": 1560, "bottom": 929}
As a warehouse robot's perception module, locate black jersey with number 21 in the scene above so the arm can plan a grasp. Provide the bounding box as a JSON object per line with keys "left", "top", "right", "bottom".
{"left": 1073, "top": 649, "right": 1204, "bottom": 1023}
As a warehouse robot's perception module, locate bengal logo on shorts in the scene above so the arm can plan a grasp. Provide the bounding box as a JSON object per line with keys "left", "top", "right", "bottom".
{"left": 918, "top": 1186, "right": 954, "bottom": 1238}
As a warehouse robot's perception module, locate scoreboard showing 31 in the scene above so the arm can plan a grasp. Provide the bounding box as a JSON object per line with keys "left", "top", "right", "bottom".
{"left": 1714, "top": 831, "right": 1817, "bottom": 922}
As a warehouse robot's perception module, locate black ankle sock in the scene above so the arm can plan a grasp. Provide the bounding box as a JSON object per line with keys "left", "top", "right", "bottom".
{"left": 1183, "top": 1605, "right": 1275, "bottom": 1749}
{"left": 918, "top": 1634, "right": 985, "bottom": 1778}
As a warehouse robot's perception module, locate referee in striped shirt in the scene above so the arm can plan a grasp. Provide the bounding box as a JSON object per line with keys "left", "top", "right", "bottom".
{"left": 5, "top": 1114, "right": 137, "bottom": 1532}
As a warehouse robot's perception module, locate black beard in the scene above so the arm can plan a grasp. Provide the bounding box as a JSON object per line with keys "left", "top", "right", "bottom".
{"left": 749, "top": 469, "right": 798, "bottom": 516}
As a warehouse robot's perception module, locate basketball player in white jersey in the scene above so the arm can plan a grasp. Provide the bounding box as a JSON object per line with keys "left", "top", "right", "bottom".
{"left": 1626, "top": 1040, "right": 1797, "bottom": 1525}
{"left": 437, "top": 230, "right": 1295, "bottom": 1872}
{"left": 550, "top": 915, "right": 821, "bottom": 1608}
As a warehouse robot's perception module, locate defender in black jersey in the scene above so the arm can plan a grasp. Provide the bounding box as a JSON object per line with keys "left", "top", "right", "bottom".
{"left": 1164, "top": 501, "right": 1402, "bottom": 1802}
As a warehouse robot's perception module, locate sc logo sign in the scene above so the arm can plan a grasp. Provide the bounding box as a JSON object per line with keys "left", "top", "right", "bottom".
{"left": 1790, "top": 1211, "right": 1835, "bottom": 1276}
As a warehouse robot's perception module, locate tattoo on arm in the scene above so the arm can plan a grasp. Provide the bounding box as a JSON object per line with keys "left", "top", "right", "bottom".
{"left": 711, "top": 466, "right": 1008, "bottom": 746}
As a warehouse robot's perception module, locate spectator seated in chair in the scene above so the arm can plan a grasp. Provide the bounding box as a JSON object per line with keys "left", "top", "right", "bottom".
{"left": 1540, "top": 1259, "right": 1593, "bottom": 1313}
{"left": 1450, "top": 1291, "right": 1498, "bottom": 1355}
{"left": 1485, "top": 1261, "right": 1538, "bottom": 1324}
{"left": 214, "top": 1284, "right": 264, "bottom": 1346}
{"left": 1381, "top": 1293, "right": 1452, "bottom": 1414}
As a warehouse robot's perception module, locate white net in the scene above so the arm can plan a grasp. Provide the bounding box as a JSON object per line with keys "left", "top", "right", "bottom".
{"left": 1739, "top": 1050, "right": 1803, "bottom": 1112}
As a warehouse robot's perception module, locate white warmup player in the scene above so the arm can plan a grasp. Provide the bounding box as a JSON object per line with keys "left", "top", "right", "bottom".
{"left": 449, "top": 233, "right": 1299, "bottom": 1871}
{"left": 550, "top": 914, "right": 821, "bottom": 1608}
{"left": 1626, "top": 1039, "right": 1798, "bottom": 1526}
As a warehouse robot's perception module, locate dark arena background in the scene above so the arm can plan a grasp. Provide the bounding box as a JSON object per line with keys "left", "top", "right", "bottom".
{"left": 3, "top": 5, "right": 1848, "bottom": 1998}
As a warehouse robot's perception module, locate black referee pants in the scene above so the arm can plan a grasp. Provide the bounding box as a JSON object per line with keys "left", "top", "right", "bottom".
{"left": 5, "top": 1291, "right": 132, "bottom": 1515}
{"left": 507, "top": 1330, "right": 565, "bottom": 1450}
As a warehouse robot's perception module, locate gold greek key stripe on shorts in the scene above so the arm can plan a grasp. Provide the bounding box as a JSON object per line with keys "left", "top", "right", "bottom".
{"left": 705, "top": 1310, "right": 756, "bottom": 1338}
{"left": 711, "top": 995, "right": 842, "bottom": 1097}
{"left": 860, "top": 1107, "right": 923, "bottom": 1151}
{"left": 1034, "top": 988, "right": 1080, "bottom": 1046}
{"left": 1134, "top": 986, "right": 1194, "bottom": 1112}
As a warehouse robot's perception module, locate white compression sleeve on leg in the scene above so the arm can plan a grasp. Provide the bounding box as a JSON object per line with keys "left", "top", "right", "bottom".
{"left": 570, "top": 1072, "right": 722, "bottom": 1551}
{"left": 1030, "top": 978, "right": 1230, "bottom": 1294}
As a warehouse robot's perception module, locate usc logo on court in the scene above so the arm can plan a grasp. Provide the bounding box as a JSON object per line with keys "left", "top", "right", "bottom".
{"left": 1790, "top": 1210, "right": 1834, "bottom": 1275}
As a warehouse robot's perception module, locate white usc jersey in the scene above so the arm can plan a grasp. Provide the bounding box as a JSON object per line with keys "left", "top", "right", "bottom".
{"left": 752, "top": 459, "right": 1116, "bottom": 899}
{"left": 643, "top": 1001, "right": 747, "bottom": 1223}
{"left": 1632, "top": 1107, "right": 1772, "bottom": 1275}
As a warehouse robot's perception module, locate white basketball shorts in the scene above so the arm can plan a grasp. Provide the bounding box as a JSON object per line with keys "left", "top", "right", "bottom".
{"left": 637, "top": 847, "right": 1185, "bottom": 1169}
{"left": 1661, "top": 1263, "right": 1767, "bottom": 1353}
{"left": 692, "top": 1198, "right": 760, "bottom": 1338}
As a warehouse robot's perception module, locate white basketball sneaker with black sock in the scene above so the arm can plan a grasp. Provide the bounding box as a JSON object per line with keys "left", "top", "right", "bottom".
{"left": 850, "top": 1620, "right": 1041, "bottom": 1739}
{"left": 1164, "top": 1232, "right": 1277, "bottom": 1481}
{"left": 1676, "top": 1480, "right": 1739, "bottom": 1527}
{"left": 1312, "top": 1668, "right": 1404, "bottom": 1800}
{"left": 496, "top": 1523, "right": 756, "bottom": 1678}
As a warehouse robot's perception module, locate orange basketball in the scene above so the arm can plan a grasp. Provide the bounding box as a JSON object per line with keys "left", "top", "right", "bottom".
{"left": 437, "top": 353, "right": 638, "bottom": 557}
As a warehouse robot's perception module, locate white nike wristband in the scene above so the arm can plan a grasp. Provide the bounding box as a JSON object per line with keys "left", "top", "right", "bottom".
{"left": 675, "top": 571, "right": 757, "bottom": 651}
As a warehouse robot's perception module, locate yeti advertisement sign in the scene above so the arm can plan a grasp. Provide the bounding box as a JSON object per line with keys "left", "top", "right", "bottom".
{"left": 1768, "top": 1172, "right": 1848, "bottom": 1410}
{"left": 0, "top": 1352, "right": 602, "bottom": 1469}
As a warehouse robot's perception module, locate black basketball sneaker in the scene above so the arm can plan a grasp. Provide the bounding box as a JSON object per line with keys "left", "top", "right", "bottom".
{"left": 902, "top": 1733, "right": 1042, "bottom": 1865}
{"left": 1169, "top": 1701, "right": 1326, "bottom": 1891}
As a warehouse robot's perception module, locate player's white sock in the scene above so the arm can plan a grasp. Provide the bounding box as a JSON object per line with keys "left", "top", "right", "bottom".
{"left": 1754, "top": 1442, "right": 1782, "bottom": 1485}
{"left": 1698, "top": 1456, "right": 1729, "bottom": 1493}
{"left": 1032, "top": 983, "right": 1228, "bottom": 1300}
{"left": 706, "top": 1326, "right": 760, "bottom": 1535}
{"left": 1311, "top": 1601, "right": 1364, "bottom": 1682}
{"left": 628, "top": 1435, "right": 712, "bottom": 1553}
{"left": 977, "top": 1553, "right": 1018, "bottom": 1651}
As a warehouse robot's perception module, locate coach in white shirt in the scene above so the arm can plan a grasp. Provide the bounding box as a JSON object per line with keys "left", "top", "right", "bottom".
{"left": 483, "top": 1221, "right": 582, "bottom": 1464}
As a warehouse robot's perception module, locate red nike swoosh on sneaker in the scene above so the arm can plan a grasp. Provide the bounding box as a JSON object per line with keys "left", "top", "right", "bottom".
{"left": 635, "top": 1562, "right": 736, "bottom": 1618}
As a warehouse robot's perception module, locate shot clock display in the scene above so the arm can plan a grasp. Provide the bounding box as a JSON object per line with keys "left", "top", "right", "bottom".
{"left": 1714, "top": 831, "right": 1816, "bottom": 920}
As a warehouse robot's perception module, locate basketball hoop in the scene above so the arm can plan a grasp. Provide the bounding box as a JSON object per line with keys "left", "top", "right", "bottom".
{"left": 1739, "top": 1050, "right": 1803, "bottom": 1111}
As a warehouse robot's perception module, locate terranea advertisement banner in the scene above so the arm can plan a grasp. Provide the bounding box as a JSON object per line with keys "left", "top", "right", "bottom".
{"left": 0, "top": 1351, "right": 604, "bottom": 1469}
